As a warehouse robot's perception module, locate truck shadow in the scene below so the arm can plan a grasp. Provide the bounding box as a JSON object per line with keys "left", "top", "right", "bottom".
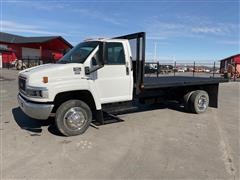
{"left": 12, "top": 107, "right": 63, "bottom": 136}
{"left": 139, "top": 101, "right": 186, "bottom": 113}
{"left": 93, "top": 102, "right": 188, "bottom": 125}
{"left": 12, "top": 102, "right": 187, "bottom": 136}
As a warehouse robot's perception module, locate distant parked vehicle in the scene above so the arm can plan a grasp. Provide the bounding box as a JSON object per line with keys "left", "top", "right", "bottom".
{"left": 178, "top": 68, "right": 185, "bottom": 72}
{"left": 196, "top": 68, "right": 205, "bottom": 72}
{"left": 145, "top": 65, "right": 157, "bottom": 74}
{"left": 159, "top": 65, "right": 173, "bottom": 74}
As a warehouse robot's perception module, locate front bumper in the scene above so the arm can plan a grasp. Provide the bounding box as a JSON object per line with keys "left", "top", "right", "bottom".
{"left": 18, "top": 94, "right": 54, "bottom": 120}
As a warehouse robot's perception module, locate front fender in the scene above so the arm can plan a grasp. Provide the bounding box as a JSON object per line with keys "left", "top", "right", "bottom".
{"left": 49, "top": 78, "right": 102, "bottom": 110}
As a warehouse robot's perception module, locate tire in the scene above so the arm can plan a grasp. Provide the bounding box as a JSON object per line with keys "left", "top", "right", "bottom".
{"left": 189, "top": 90, "right": 209, "bottom": 114}
{"left": 183, "top": 91, "right": 194, "bottom": 112}
{"left": 55, "top": 100, "right": 92, "bottom": 136}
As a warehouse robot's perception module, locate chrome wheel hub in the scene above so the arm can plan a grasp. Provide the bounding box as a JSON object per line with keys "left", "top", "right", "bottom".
{"left": 64, "top": 107, "right": 86, "bottom": 130}
{"left": 197, "top": 95, "right": 208, "bottom": 110}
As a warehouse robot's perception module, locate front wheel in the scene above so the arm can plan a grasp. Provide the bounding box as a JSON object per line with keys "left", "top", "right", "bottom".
{"left": 55, "top": 100, "right": 92, "bottom": 136}
{"left": 189, "top": 90, "right": 209, "bottom": 114}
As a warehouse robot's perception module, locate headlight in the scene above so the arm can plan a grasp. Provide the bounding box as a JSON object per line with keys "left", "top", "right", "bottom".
{"left": 25, "top": 87, "right": 48, "bottom": 98}
{"left": 26, "top": 89, "right": 42, "bottom": 97}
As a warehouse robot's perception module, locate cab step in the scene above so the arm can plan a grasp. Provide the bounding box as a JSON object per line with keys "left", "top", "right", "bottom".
{"left": 93, "top": 105, "right": 138, "bottom": 126}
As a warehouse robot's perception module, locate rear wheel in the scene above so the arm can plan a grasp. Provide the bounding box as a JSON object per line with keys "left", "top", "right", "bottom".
{"left": 183, "top": 91, "right": 194, "bottom": 112}
{"left": 189, "top": 90, "right": 209, "bottom": 114}
{"left": 55, "top": 100, "right": 92, "bottom": 136}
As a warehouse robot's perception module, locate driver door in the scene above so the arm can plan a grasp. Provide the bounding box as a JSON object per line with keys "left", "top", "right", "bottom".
{"left": 93, "top": 42, "right": 133, "bottom": 104}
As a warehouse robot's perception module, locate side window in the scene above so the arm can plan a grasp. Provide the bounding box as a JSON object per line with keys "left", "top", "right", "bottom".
{"left": 105, "top": 42, "right": 125, "bottom": 65}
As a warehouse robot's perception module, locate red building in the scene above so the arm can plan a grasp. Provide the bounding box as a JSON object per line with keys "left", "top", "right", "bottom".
{"left": 0, "top": 32, "right": 72, "bottom": 67}
{"left": 220, "top": 54, "right": 240, "bottom": 78}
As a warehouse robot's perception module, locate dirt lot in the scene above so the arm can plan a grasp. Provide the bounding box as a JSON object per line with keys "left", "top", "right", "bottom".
{"left": 0, "top": 69, "right": 239, "bottom": 179}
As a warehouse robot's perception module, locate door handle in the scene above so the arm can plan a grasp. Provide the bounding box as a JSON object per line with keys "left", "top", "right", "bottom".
{"left": 126, "top": 67, "right": 129, "bottom": 75}
{"left": 126, "top": 61, "right": 130, "bottom": 75}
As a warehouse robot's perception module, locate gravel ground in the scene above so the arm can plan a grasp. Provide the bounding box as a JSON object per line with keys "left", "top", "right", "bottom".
{"left": 0, "top": 69, "right": 239, "bottom": 180}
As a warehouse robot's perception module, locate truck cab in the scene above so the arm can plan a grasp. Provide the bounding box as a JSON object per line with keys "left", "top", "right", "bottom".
{"left": 18, "top": 37, "right": 135, "bottom": 136}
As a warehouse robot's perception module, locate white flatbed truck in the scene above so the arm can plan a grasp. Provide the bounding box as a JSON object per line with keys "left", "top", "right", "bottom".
{"left": 18, "top": 32, "right": 226, "bottom": 136}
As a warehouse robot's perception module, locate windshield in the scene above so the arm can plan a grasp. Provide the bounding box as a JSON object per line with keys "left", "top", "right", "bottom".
{"left": 58, "top": 41, "right": 99, "bottom": 64}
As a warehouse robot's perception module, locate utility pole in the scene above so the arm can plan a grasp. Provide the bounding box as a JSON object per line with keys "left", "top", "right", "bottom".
{"left": 154, "top": 42, "right": 157, "bottom": 62}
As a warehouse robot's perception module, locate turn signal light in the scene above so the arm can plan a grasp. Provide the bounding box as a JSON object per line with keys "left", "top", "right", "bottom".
{"left": 43, "top": 76, "right": 48, "bottom": 83}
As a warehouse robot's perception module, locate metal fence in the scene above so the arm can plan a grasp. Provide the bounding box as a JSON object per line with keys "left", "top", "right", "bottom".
{"left": 4, "top": 57, "right": 56, "bottom": 70}
{"left": 3, "top": 58, "right": 239, "bottom": 81}
{"left": 144, "top": 61, "right": 221, "bottom": 78}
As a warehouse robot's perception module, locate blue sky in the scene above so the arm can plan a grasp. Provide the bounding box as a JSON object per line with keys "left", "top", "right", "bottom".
{"left": 1, "top": 0, "right": 239, "bottom": 62}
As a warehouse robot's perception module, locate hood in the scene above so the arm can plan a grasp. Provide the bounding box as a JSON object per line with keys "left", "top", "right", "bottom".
{"left": 19, "top": 63, "right": 84, "bottom": 86}
{"left": 20, "top": 64, "right": 64, "bottom": 75}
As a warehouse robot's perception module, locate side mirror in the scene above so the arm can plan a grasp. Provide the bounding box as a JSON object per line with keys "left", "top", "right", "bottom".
{"left": 85, "top": 67, "right": 90, "bottom": 75}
